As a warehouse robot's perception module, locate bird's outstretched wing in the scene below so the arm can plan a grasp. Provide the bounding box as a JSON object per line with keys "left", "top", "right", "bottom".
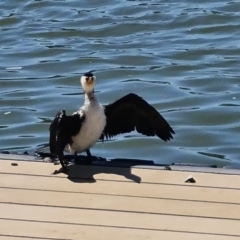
{"left": 49, "top": 110, "right": 85, "bottom": 168}
{"left": 103, "top": 93, "right": 175, "bottom": 141}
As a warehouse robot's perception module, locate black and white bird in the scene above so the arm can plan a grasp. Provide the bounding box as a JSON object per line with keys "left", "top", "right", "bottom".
{"left": 49, "top": 72, "right": 175, "bottom": 172}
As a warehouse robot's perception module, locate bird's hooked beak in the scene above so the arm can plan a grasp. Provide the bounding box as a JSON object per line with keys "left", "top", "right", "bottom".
{"left": 86, "top": 76, "right": 94, "bottom": 85}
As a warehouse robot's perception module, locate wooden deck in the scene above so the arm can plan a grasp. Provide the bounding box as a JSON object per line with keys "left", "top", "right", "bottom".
{"left": 0, "top": 157, "right": 240, "bottom": 240}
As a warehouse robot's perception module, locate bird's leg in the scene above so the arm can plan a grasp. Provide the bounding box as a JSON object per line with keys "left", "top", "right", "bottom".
{"left": 53, "top": 151, "right": 67, "bottom": 174}
{"left": 85, "top": 149, "right": 93, "bottom": 164}
{"left": 73, "top": 150, "right": 103, "bottom": 165}
{"left": 86, "top": 149, "right": 106, "bottom": 162}
{"left": 58, "top": 150, "right": 67, "bottom": 171}
{"left": 53, "top": 137, "right": 68, "bottom": 174}
{"left": 73, "top": 151, "right": 91, "bottom": 164}
{"left": 86, "top": 149, "right": 92, "bottom": 158}
{"left": 74, "top": 151, "right": 80, "bottom": 161}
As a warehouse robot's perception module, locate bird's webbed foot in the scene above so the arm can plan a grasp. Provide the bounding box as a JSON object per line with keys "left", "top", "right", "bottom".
{"left": 52, "top": 157, "right": 69, "bottom": 174}
{"left": 73, "top": 150, "right": 106, "bottom": 165}
{"left": 73, "top": 150, "right": 93, "bottom": 165}
{"left": 53, "top": 142, "right": 69, "bottom": 174}
{"left": 53, "top": 165, "right": 68, "bottom": 175}
{"left": 85, "top": 149, "right": 106, "bottom": 163}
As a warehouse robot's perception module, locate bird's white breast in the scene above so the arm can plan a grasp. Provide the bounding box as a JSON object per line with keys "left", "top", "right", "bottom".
{"left": 70, "top": 101, "right": 106, "bottom": 153}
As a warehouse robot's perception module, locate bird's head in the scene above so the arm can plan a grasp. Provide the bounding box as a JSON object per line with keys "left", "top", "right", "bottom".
{"left": 80, "top": 72, "right": 96, "bottom": 93}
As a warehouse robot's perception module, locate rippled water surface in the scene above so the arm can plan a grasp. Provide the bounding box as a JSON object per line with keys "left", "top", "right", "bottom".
{"left": 1, "top": 0, "right": 240, "bottom": 166}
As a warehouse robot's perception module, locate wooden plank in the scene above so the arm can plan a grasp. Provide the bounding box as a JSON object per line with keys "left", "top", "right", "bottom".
{"left": 0, "top": 188, "right": 239, "bottom": 220}
{"left": 1, "top": 159, "right": 240, "bottom": 189}
{"left": 0, "top": 219, "right": 238, "bottom": 240}
{"left": 1, "top": 173, "right": 240, "bottom": 204}
{"left": 1, "top": 203, "right": 240, "bottom": 236}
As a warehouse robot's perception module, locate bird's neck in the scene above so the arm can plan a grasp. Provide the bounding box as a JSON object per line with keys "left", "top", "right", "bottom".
{"left": 84, "top": 91, "right": 96, "bottom": 102}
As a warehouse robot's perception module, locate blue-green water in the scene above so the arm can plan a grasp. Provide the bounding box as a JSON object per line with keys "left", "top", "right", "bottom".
{"left": 1, "top": 0, "right": 240, "bottom": 167}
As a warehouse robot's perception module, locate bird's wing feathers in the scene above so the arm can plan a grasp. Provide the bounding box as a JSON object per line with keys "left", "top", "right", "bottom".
{"left": 49, "top": 110, "right": 85, "bottom": 155}
{"left": 104, "top": 93, "right": 175, "bottom": 141}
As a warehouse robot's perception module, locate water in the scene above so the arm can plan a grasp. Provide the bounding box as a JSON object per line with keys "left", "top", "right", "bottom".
{"left": 1, "top": 0, "right": 240, "bottom": 167}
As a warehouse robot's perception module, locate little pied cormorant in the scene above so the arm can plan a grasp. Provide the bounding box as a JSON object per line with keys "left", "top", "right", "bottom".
{"left": 49, "top": 72, "right": 175, "bottom": 172}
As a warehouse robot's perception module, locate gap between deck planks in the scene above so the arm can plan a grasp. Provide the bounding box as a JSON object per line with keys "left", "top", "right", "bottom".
{"left": 0, "top": 219, "right": 239, "bottom": 240}
{"left": 0, "top": 187, "right": 240, "bottom": 220}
